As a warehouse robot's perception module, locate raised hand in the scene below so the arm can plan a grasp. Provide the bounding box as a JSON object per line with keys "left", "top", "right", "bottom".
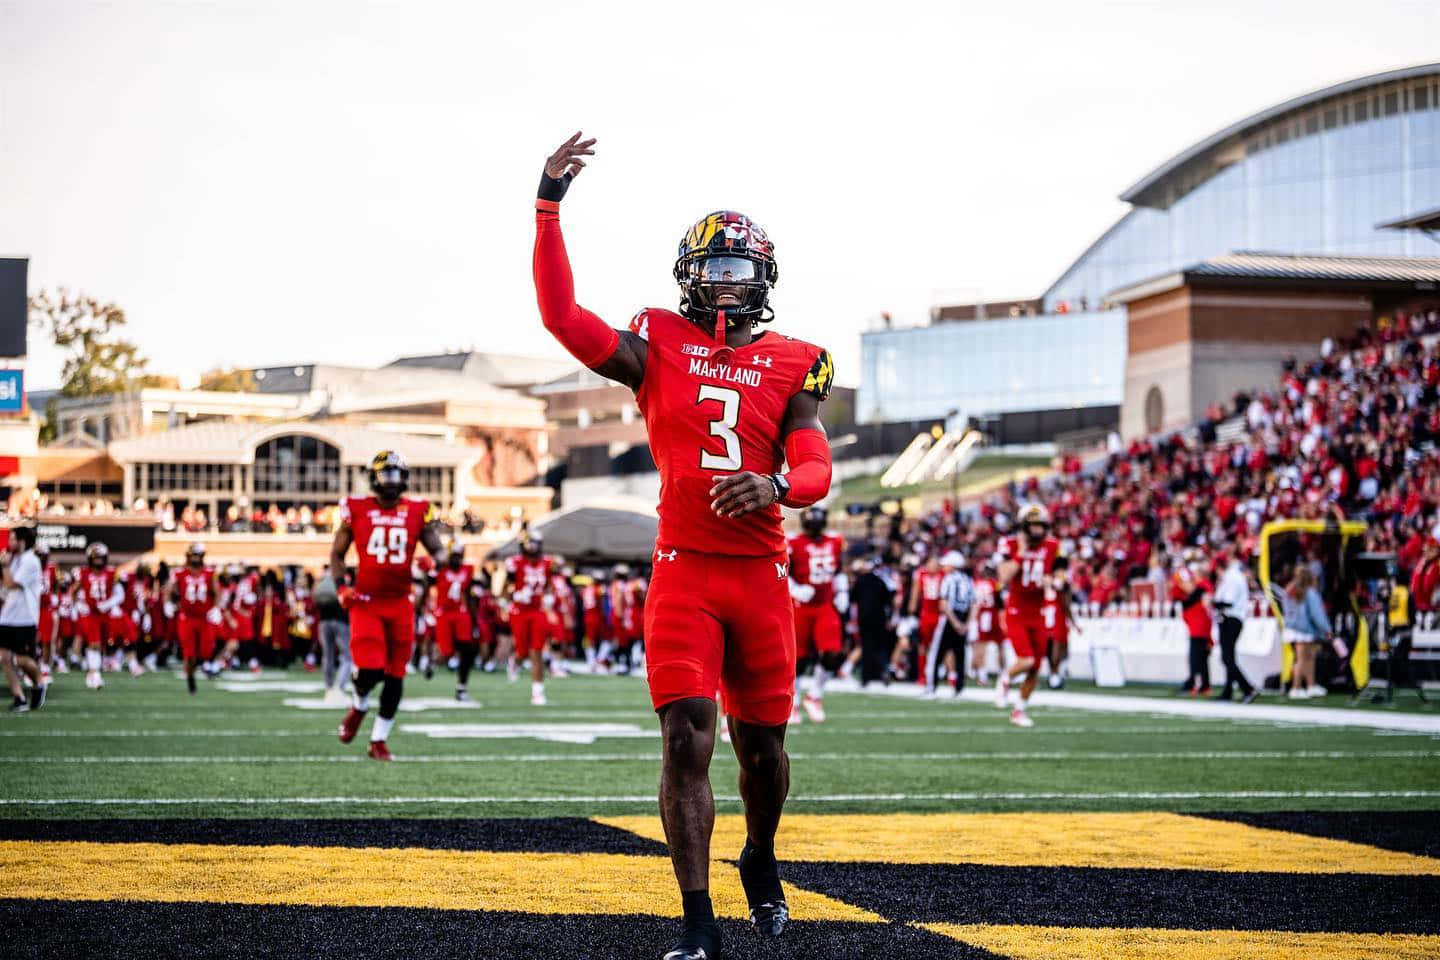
{"left": 545, "top": 131, "right": 596, "bottom": 181}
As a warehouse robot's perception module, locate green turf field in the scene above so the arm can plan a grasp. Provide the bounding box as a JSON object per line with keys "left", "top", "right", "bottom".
{"left": 3, "top": 667, "right": 1437, "bottom": 819}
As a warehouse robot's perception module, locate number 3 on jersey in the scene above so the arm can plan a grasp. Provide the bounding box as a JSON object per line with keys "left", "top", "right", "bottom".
{"left": 366, "top": 526, "right": 408, "bottom": 565}
{"left": 696, "top": 384, "right": 742, "bottom": 470}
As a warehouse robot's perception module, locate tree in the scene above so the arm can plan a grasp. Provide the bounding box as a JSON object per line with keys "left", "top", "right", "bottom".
{"left": 198, "top": 366, "right": 258, "bottom": 392}
{"left": 27, "top": 288, "right": 168, "bottom": 398}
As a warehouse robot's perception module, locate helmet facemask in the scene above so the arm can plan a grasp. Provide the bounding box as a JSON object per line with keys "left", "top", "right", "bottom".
{"left": 369, "top": 451, "right": 410, "bottom": 503}
{"left": 673, "top": 211, "right": 778, "bottom": 344}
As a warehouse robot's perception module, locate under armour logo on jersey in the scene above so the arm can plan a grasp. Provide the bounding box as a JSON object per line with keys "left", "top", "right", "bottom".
{"left": 750, "top": 355, "right": 773, "bottom": 367}
{"left": 774, "top": 562, "right": 789, "bottom": 579}
{"left": 655, "top": 549, "right": 678, "bottom": 562}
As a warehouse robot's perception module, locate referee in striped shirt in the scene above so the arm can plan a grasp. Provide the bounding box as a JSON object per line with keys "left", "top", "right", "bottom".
{"left": 925, "top": 551, "right": 975, "bottom": 696}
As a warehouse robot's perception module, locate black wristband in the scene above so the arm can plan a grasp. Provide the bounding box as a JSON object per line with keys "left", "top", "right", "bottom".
{"left": 538, "top": 172, "right": 572, "bottom": 203}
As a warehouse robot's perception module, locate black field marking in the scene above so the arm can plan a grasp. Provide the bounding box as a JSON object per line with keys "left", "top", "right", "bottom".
{"left": 0, "top": 817, "right": 669, "bottom": 856}
{"left": 0, "top": 900, "right": 1000, "bottom": 960}
{"left": 1193, "top": 810, "right": 1440, "bottom": 859}
{"left": 780, "top": 861, "right": 1440, "bottom": 933}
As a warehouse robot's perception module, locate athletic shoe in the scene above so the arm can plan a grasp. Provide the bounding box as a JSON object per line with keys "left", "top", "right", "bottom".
{"left": 367, "top": 740, "right": 393, "bottom": 761}
{"left": 54, "top": 659, "right": 69, "bottom": 674}
{"left": 28, "top": 684, "right": 46, "bottom": 710}
{"left": 1047, "top": 673, "right": 1063, "bottom": 690}
{"left": 455, "top": 688, "right": 470, "bottom": 702}
{"left": 738, "top": 839, "right": 788, "bottom": 938}
{"left": 90, "top": 671, "right": 104, "bottom": 690}
{"left": 338, "top": 707, "right": 366, "bottom": 744}
{"left": 142, "top": 653, "right": 158, "bottom": 671}
{"left": 1009, "top": 708, "right": 1033, "bottom": 728}
{"left": 801, "top": 694, "right": 826, "bottom": 723}
{"left": 10, "top": 697, "right": 29, "bottom": 714}
{"left": 1287, "top": 687, "right": 1307, "bottom": 700}
{"left": 662, "top": 923, "right": 721, "bottom": 960}
{"left": 530, "top": 689, "right": 547, "bottom": 707}
{"left": 994, "top": 675, "right": 1010, "bottom": 709}
{"left": 1306, "top": 685, "right": 1326, "bottom": 698}
{"left": 1241, "top": 689, "right": 1260, "bottom": 704}
{"left": 129, "top": 660, "right": 145, "bottom": 677}
{"left": 1197, "top": 686, "right": 1212, "bottom": 696}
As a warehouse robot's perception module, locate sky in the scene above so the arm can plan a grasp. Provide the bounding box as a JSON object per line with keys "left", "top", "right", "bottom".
{"left": 2, "top": 0, "right": 1438, "bottom": 392}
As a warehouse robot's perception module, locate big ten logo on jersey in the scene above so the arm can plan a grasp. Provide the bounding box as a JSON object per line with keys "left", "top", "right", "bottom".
{"left": 805, "top": 542, "right": 838, "bottom": 585}
{"left": 364, "top": 514, "right": 410, "bottom": 565}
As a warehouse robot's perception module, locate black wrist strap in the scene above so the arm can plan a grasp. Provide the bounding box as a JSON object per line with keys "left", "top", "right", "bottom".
{"left": 538, "top": 172, "right": 572, "bottom": 203}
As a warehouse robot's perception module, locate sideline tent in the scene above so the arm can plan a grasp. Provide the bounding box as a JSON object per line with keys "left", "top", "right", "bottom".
{"left": 489, "top": 497, "right": 659, "bottom": 563}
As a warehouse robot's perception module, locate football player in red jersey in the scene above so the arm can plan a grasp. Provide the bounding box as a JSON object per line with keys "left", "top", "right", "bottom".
{"left": 534, "top": 132, "right": 834, "bottom": 959}
{"left": 969, "top": 560, "right": 1003, "bottom": 685}
{"left": 432, "top": 548, "right": 481, "bottom": 701}
{"left": 903, "top": 552, "right": 946, "bottom": 685}
{"left": 788, "top": 506, "right": 846, "bottom": 723}
{"left": 74, "top": 542, "right": 122, "bottom": 690}
{"left": 505, "top": 533, "right": 554, "bottom": 704}
{"left": 172, "top": 543, "right": 219, "bottom": 695}
{"left": 36, "top": 544, "right": 58, "bottom": 674}
{"left": 577, "top": 569, "right": 609, "bottom": 672}
{"left": 1043, "top": 557, "right": 1080, "bottom": 690}
{"left": 330, "top": 450, "right": 445, "bottom": 761}
{"left": 995, "top": 504, "right": 1063, "bottom": 727}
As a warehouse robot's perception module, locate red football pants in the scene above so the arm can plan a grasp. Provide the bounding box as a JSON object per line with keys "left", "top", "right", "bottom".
{"left": 645, "top": 549, "right": 795, "bottom": 727}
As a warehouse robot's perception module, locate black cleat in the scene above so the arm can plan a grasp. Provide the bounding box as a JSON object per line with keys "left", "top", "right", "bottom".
{"left": 737, "top": 841, "right": 788, "bottom": 938}
{"left": 662, "top": 922, "right": 721, "bottom": 960}
{"left": 187, "top": 674, "right": 197, "bottom": 695}
{"left": 28, "top": 684, "right": 46, "bottom": 710}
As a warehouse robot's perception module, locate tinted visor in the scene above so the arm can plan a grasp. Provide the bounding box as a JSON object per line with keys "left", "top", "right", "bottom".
{"left": 374, "top": 467, "right": 405, "bottom": 488}
{"left": 695, "top": 256, "right": 762, "bottom": 283}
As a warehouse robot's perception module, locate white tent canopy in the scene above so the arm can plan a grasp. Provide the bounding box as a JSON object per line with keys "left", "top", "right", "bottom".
{"left": 490, "top": 497, "right": 659, "bottom": 563}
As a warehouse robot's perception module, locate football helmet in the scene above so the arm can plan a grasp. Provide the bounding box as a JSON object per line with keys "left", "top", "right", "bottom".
{"left": 801, "top": 506, "right": 827, "bottom": 537}
{"left": 673, "top": 211, "right": 777, "bottom": 330}
{"left": 521, "top": 530, "right": 544, "bottom": 557}
{"left": 186, "top": 542, "right": 206, "bottom": 565}
{"left": 368, "top": 450, "right": 409, "bottom": 501}
{"left": 1017, "top": 504, "right": 1050, "bottom": 528}
{"left": 86, "top": 542, "right": 109, "bottom": 567}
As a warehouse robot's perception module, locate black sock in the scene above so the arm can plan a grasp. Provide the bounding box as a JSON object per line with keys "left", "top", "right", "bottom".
{"left": 738, "top": 840, "right": 783, "bottom": 903}
{"left": 681, "top": 889, "right": 716, "bottom": 929}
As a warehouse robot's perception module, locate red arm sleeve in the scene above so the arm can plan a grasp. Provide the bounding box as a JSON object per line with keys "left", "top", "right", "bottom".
{"left": 781, "top": 428, "right": 831, "bottom": 508}
{"left": 533, "top": 205, "right": 620, "bottom": 369}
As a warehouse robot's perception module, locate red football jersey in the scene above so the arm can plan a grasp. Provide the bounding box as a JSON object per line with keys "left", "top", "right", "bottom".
{"left": 74, "top": 567, "right": 115, "bottom": 618}
{"left": 999, "top": 535, "right": 1062, "bottom": 620}
{"left": 41, "top": 564, "right": 56, "bottom": 611}
{"left": 341, "top": 495, "right": 434, "bottom": 600}
{"left": 787, "top": 532, "right": 845, "bottom": 607}
{"left": 434, "top": 565, "right": 474, "bottom": 616}
{"left": 506, "top": 555, "right": 552, "bottom": 611}
{"left": 915, "top": 568, "right": 945, "bottom": 617}
{"left": 231, "top": 572, "right": 260, "bottom": 618}
{"left": 1041, "top": 585, "right": 1069, "bottom": 640}
{"left": 973, "top": 575, "right": 1001, "bottom": 636}
{"left": 629, "top": 307, "right": 833, "bottom": 557}
{"left": 173, "top": 567, "right": 216, "bottom": 618}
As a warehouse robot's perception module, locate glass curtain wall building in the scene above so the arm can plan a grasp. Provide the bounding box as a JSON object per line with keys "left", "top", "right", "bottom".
{"left": 1045, "top": 64, "right": 1440, "bottom": 312}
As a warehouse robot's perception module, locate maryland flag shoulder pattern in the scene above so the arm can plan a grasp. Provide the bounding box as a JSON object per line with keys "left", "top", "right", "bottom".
{"left": 802, "top": 348, "right": 835, "bottom": 402}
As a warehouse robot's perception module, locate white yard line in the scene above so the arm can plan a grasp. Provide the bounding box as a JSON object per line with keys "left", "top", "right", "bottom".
{"left": 5, "top": 789, "right": 1438, "bottom": 807}
{"left": 827, "top": 678, "right": 1440, "bottom": 733}
{"left": 1, "top": 749, "right": 1435, "bottom": 764}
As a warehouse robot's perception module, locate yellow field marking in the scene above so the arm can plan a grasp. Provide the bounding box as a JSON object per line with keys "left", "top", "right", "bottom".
{"left": 597, "top": 812, "right": 1440, "bottom": 875}
{"left": 0, "top": 841, "right": 881, "bottom": 922}
{"left": 921, "top": 924, "right": 1440, "bottom": 960}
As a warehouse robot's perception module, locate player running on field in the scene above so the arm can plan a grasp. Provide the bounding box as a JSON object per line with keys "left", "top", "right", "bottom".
{"left": 172, "top": 543, "right": 219, "bottom": 695}
{"left": 787, "top": 506, "right": 846, "bottom": 723}
{"left": 432, "top": 547, "right": 481, "bottom": 701}
{"left": 995, "top": 504, "right": 1064, "bottom": 727}
{"left": 969, "top": 560, "right": 1003, "bottom": 685}
{"left": 331, "top": 450, "right": 445, "bottom": 761}
{"left": 73, "top": 542, "right": 121, "bottom": 690}
{"left": 505, "top": 532, "right": 554, "bottom": 704}
{"left": 534, "top": 131, "right": 834, "bottom": 960}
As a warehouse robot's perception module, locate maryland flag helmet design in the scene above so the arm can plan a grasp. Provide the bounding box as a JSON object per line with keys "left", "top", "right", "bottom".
{"left": 673, "top": 210, "right": 778, "bottom": 328}
{"left": 368, "top": 450, "right": 410, "bottom": 500}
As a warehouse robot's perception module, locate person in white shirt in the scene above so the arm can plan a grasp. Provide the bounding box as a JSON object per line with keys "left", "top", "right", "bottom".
{"left": 1, "top": 526, "right": 47, "bottom": 712}
{"left": 1212, "top": 551, "right": 1257, "bottom": 702}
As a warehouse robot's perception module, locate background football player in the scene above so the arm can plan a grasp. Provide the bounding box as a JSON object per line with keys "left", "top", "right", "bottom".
{"left": 331, "top": 450, "right": 445, "bottom": 761}
{"left": 504, "top": 532, "right": 553, "bottom": 704}
{"left": 171, "top": 543, "right": 218, "bottom": 695}
{"left": 534, "top": 131, "right": 834, "bottom": 960}
{"left": 787, "top": 506, "right": 846, "bottom": 723}
{"left": 996, "top": 504, "right": 1064, "bottom": 727}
